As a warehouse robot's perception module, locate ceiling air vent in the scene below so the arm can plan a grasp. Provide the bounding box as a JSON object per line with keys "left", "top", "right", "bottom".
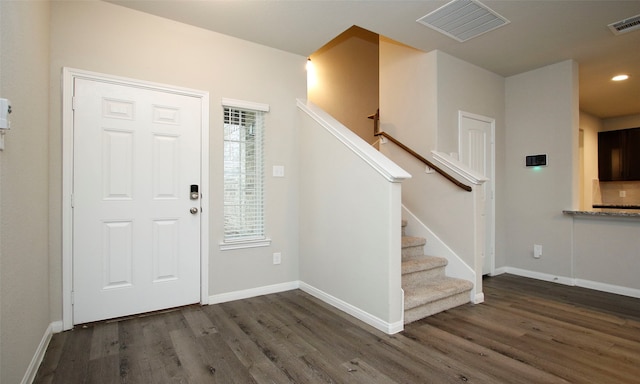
{"left": 608, "top": 14, "right": 640, "bottom": 35}
{"left": 417, "top": 0, "right": 509, "bottom": 42}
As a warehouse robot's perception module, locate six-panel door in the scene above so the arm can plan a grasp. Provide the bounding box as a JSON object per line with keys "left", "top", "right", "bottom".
{"left": 72, "top": 78, "right": 201, "bottom": 324}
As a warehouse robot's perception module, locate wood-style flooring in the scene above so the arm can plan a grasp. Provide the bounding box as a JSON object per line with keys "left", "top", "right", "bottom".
{"left": 34, "top": 274, "right": 640, "bottom": 383}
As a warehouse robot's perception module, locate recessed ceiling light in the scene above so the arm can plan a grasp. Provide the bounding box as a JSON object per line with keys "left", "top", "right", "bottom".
{"left": 612, "top": 74, "right": 630, "bottom": 81}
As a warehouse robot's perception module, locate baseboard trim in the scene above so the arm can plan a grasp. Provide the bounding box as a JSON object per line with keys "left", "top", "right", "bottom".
{"left": 574, "top": 278, "right": 640, "bottom": 299}
{"left": 497, "top": 267, "right": 575, "bottom": 286}
{"left": 21, "top": 322, "right": 59, "bottom": 384}
{"left": 299, "top": 282, "right": 404, "bottom": 335}
{"left": 493, "top": 267, "right": 640, "bottom": 299}
{"left": 51, "top": 321, "right": 63, "bottom": 334}
{"left": 208, "top": 281, "right": 299, "bottom": 304}
{"left": 208, "top": 281, "right": 403, "bottom": 334}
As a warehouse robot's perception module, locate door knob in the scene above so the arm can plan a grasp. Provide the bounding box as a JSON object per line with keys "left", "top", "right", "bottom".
{"left": 190, "top": 207, "right": 199, "bottom": 214}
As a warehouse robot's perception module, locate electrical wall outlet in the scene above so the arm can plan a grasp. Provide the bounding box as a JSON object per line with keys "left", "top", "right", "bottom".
{"left": 533, "top": 244, "right": 542, "bottom": 259}
{"left": 619, "top": 190, "right": 626, "bottom": 198}
{"left": 273, "top": 252, "right": 281, "bottom": 265}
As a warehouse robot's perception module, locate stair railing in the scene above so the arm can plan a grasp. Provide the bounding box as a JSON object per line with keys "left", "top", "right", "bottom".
{"left": 368, "top": 110, "right": 472, "bottom": 192}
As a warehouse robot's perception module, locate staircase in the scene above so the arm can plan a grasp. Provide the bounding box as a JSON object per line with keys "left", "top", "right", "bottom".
{"left": 401, "top": 220, "right": 473, "bottom": 324}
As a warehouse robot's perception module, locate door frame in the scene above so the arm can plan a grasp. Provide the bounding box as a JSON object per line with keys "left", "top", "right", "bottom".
{"left": 61, "top": 68, "right": 210, "bottom": 330}
{"left": 458, "top": 110, "right": 495, "bottom": 276}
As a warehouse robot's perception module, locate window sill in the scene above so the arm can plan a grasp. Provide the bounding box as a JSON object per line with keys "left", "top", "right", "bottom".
{"left": 219, "top": 238, "right": 272, "bottom": 251}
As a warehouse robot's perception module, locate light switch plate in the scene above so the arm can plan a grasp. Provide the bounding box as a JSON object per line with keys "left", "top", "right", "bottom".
{"left": 273, "top": 165, "right": 285, "bottom": 177}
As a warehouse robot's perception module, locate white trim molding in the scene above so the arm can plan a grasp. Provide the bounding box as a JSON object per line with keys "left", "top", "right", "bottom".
{"left": 209, "top": 281, "right": 299, "bottom": 304}
{"left": 431, "top": 150, "right": 488, "bottom": 185}
{"left": 297, "top": 99, "right": 411, "bottom": 184}
{"left": 574, "top": 278, "right": 640, "bottom": 299}
{"left": 219, "top": 238, "right": 272, "bottom": 251}
{"left": 299, "top": 282, "right": 404, "bottom": 335}
{"left": 20, "top": 322, "right": 60, "bottom": 384}
{"left": 209, "top": 280, "right": 403, "bottom": 334}
{"left": 493, "top": 267, "right": 640, "bottom": 299}
{"left": 221, "top": 97, "right": 270, "bottom": 112}
{"left": 494, "top": 267, "right": 575, "bottom": 286}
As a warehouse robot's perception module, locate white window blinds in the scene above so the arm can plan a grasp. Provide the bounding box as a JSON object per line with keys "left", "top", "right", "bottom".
{"left": 223, "top": 106, "right": 265, "bottom": 242}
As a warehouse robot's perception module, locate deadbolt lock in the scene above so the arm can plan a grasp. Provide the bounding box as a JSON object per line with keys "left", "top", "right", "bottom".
{"left": 190, "top": 184, "right": 199, "bottom": 200}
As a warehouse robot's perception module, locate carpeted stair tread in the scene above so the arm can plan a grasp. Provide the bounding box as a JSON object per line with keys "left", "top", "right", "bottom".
{"left": 402, "top": 236, "right": 426, "bottom": 248}
{"left": 404, "top": 277, "right": 473, "bottom": 310}
{"left": 400, "top": 218, "right": 474, "bottom": 324}
{"left": 404, "top": 291, "right": 471, "bottom": 324}
{"left": 402, "top": 236, "right": 427, "bottom": 258}
{"left": 402, "top": 255, "right": 447, "bottom": 275}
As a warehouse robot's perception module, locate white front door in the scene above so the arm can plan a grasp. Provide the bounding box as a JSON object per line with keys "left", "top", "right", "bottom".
{"left": 459, "top": 111, "right": 495, "bottom": 275}
{"left": 72, "top": 78, "right": 202, "bottom": 324}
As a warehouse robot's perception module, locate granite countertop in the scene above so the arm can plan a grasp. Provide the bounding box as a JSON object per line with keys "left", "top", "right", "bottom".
{"left": 563, "top": 208, "right": 640, "bottom": 217}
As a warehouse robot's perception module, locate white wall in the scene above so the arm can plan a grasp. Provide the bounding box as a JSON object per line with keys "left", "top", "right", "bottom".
{"left": 308, "top": 26, "right": 379, "bottom": 145}
{"left": 504, "top": 60, "right": 579, "bottom": 277}
{"left": 380, "top": 45, "right": 506, "bottom": 274}
{"left": 0, "top": 1, "right": 51, "bottom": 383}
{"left": 379, "top": 38, "right": 437, "bottom": 154}
{"left": 579, "top": 111, "right": 601, "bottom": 209}
{"left": 435, "top": 51, "right": 506, "bottom": 269}
{"left": 49, "top": 1, "right": 306, "bottom": 321}
{"left": 435, "top": 51, "right": 504, "bottom": 156}
{"left": 298, "top": 102, "right": 405, "bottom": 331}
{"left": 572, "top": 216, "right": 640, "bottom": 294}
{"left": 380, "top": 43, "right": 476, "bottom": 260}
{"left": 602, "top": 113, "right": 640, "bottom": 131}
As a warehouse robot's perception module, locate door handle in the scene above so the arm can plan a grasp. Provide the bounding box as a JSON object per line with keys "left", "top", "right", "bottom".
{"left": 190, "top": 207, "right": 199, "bottom": 214}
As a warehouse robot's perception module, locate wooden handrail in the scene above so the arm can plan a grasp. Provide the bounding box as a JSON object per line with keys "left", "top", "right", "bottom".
{"left": 368, "top": 111, "right": 472, "bottom": 192}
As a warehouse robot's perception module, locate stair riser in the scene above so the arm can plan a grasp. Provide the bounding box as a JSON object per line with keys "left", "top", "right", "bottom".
{"left": 402, "top": 245, "right": 425, "bottom": 258}
{"left": 402, "top": 268, "right": 446, "bottom": 289}
{"left": 404, "top": 292, "right": 470, "bottom": 324}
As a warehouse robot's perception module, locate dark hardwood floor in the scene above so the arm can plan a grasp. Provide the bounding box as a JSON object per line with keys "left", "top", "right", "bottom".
{"left": 34, "top": 274, "right": 640, "bottom": 383}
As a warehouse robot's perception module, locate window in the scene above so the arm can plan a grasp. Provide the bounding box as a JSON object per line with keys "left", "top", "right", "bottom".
{"left": 222, "top": 99, "right": 269, "bottom": 248}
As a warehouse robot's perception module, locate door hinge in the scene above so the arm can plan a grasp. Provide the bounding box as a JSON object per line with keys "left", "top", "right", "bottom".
{"left": 71, "top": 291, "right": 74, "bottom": 305}
{"left": 71, "top": 194, "right": 74, "bottom": 208}
{"left": 72, "top": 96, "right": 77, "bottom": 110}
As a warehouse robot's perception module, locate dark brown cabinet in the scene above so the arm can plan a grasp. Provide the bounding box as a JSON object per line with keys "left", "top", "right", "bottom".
{"left": 598, "top": 127, "right": 640, "bottom": 181}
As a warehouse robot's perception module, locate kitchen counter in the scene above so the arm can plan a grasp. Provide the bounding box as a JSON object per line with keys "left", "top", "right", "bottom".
{"left": 563, "top": 209, "right": 640, "bottom": 218}
{"left": 563, "top": 209, "right": 640, "bottom": 294}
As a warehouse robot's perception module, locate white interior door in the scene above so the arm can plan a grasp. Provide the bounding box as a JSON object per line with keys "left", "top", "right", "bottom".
{"left": 72, "top": 78, "right": 202, "bottom": 324}
{"left": 459, "top": 111, "right": 495, "bottom": 275}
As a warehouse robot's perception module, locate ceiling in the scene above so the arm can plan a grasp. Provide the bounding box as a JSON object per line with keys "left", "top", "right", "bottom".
{"left": 107, "top": 0, "right": 640, "bottom": 119}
